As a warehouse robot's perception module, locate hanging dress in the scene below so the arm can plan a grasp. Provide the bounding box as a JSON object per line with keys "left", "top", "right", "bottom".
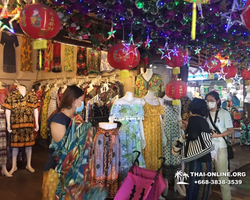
{"left": 0, "top": 32, "right": 19, "bottom": 73}
{"left": 90, "top": 127, "right": 121, "bottom": 198}
{"left": 64, "top": 44, "right": 74, "bottom": 72}
{"left": 47, "top": 87, "right": 59, "bottom": 118}
{"left": 162, "top": 99, "right": 182, "bottom": 180}
{"left": 86, "top": 48, "right": 101, "bottom": 75}
{"left": 110, "top": 104, "right": 146, "bottom": 181}
{"left": 76, "top": 47, "right": 87, "bottom": 76}
{"left": 20, "top": 36, "right": 33, "bottom": 72}
{"left": 142, "top": 98, "right": 163, "bottom": 171}
{"left": 40, "top": 90, "right": 51, "bottom": 139}
{"left": 44, "top": 41, "right": 53, "bottom": 72}
{"left": 52, "top": 42, "right": 61, "bottom": 72}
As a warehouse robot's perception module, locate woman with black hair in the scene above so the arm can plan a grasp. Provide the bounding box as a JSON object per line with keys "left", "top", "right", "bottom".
{"left": 205, "top": 91, "right": 234, "bottom": 200}
{"left": 174, "top": 98, "right": 213, "bottom": 200}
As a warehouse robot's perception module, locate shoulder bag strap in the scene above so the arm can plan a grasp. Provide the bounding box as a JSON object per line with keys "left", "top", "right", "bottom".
{"left": 209, "top": 110, "right": 228, "bottom": 144}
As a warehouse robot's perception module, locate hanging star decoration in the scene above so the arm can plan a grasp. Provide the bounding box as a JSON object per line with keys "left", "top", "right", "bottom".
{"left": 233, "top": 73, "right": 242, "bottom": 84}
{"left": 217, "top": 68, "right": 227, "bottom": 81}
{"left": 0, "top": 1, "right": 21, "bottom": 33}
{"left": 124, "top": 34, "right": 141, "bottom": 56}
{"left": 184, "top": 55, "right": 191, "bottom": 66}
{"left": 158, "top": 42, "right": 173, "bottom": 60}
{"left": 221, "top": 0, "right": 245, "bottom": 32}
{"left": 172, "top": 46, "right": 179, "bottom": 56}
{"left": 194, "top": 47, "right": 201, "bottom": 55}
{"left": 107, "top": 21, "right": 116, "bottom": 40}
{"left": 144, "top": 34, "right": 152, "bottom": 48}
{"left": 211, "top": 59, "right": 218, "bottom": 65}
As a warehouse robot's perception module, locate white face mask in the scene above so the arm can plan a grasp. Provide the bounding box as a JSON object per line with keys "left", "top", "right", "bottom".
{"left": 208, "top": 102, "right": 216, "bottom": 109}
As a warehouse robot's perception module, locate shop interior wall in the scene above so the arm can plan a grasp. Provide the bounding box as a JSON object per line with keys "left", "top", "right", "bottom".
{"left": 0, "top": 34, "right": 171, "bottom": 94}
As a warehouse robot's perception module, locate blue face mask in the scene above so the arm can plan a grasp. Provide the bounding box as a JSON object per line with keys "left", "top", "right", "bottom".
{"left": 75, "top": 100, "right": 84, "bottom": 114}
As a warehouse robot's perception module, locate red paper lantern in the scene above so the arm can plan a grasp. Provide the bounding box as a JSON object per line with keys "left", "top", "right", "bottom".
{"left": 165, "top": 80, "right": 187, "bottom": 105}
{"left": 107, "top": 43, "right": 140, "bottom": 70}
{"left": 201, "top": 57, "right": 221, "bottom": 73}
{"left": 242, "top": 0, "right": 250, "bottom": 31}
{"left": 19, "top": 3, "right": 60, "bottom": 39}
{"left": 223, "top": 64, "right": 238, "bottom": 79}
{"left": 241, "top": 69, "right": 250, "bottom": 80}
{"left": 165, "top": 48, "right": 186, "bottom": 75}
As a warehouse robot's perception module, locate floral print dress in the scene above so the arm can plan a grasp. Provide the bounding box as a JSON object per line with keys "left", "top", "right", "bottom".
{"left": 142, "top": 99, "right": 164, "bottom": 171}
{"left": 134, "top": 73, "right": 165, "bottom": 98}
{"left": 110, "top": 104, "right": 146, "bottom": 181}
{"left": 76, "top": 47, "right": 87, "bottom": 76}
{"left": 20, "top": 36, "right": 32, "bottom": 72}
{"left": 64, "top": 45, "right": 74, "bottom": 72}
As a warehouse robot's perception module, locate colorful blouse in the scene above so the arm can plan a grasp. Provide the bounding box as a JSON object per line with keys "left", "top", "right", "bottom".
{"left": 0, "top": 88, "right": 8, "bottom": 105}
{"left": 86, "top": 48, "right": 101, "bottom": 75}
{"left": 134, "top": 73, "right": 165, "bottom": 98}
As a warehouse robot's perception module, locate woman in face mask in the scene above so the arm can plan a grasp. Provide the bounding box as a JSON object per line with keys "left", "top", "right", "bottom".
{"left": 42, "top": 85, "right": 104, "bottom": 199}
{"left": 205, "top": 91, "right": 234, "bottom": 200}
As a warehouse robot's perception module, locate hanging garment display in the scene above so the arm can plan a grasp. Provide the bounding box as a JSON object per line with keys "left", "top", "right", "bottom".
{"left": 0, "top": 110, "right": 7, "bottom": 165}
{"left": 3, "top": 90, "right": 39, "bottom": 147}
{"left": 56, "top": 87, "right": 63, "bottom": 109}
{"left": 47, "top": 86, "right": 59, "bottom": 118}
{"left": 110, "top": 104, "right": 146, "bottom": 180}
{"left": 0, "top": 32, "right": 19, "bottom": 73}
{"left": 40, "top": 90, "right": 51, "bottom": 139}
{"left": 181, "top": 96, "right": 192, "bottom": 122}
{"left": 52, "top": 42, "right": 61, "bottom": 73}
{"left": 44, "top": 41, "right": 53, "bottom": 72}
{"left": 20, "top": 36, "right": 33, "bottom": 72}
{"left": 162, "top": 100, "right": 181, "bottom": 180}
{"left": 142, "top": 99, "right": 163, "bottom": 171}
{"left": 100, "top": 51, "right": 114, "bottom": 72}
{"left": 90, "top": 127, "right": 121, "bottom": 198}
{"left": 64, "top": 44, "right": 74, "bottom": 72}
{"left": 135, "top": 73, "right": 165, "bottom": 98}
{"left": 86, "top": 48, "right": 101, "bottom": 75}
{"left": 76, "top": 47, "right": 87, "bottom": 76}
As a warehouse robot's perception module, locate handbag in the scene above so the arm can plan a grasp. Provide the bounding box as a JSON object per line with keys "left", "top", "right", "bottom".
{"left": 209, "top": 110, "right": 234, "bottom": 160}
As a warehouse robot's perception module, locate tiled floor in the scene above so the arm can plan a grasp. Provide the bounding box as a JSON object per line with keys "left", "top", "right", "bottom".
{"left": 0, "top": 144, "right": 249, "bottom": 200}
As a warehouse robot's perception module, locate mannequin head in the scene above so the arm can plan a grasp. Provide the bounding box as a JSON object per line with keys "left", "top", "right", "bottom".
{"left": 60, "top": 85, "right": 84, "bottom": 114}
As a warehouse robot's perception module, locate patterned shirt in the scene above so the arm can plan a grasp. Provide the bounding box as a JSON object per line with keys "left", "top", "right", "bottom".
{"left": 134, "top": 73, "right": 165, "bottom": 98}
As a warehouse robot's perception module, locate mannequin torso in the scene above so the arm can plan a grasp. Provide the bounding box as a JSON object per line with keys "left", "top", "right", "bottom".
{"left": 143, "top": 90, "right": 164, "bottom": 106}
{"left": 142, "top": 68, "right": 153, "bottom": 82}
{"left": 18, "top": 85, "right": 26, "bottom": 97}
{"left": 114, "top": 91, "right": 144, "bottom": 105}
{"left": 99, "top": 122, "right": 117, "bottom": 129}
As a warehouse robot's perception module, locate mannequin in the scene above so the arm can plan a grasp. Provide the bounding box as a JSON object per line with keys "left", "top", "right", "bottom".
{"left": 109, "top": 91, "right": 146, "bottom": 180}
{"left": 99, "top": 122, "right": 117, "bottom": 129}
{"left": 162, "top": 94, "right": 185, "bottom": 197}
{"left": 111, "top": 91, "right": 143, "bottom": 105}
{"left": 143, "top": 90, "right": 164, "bottom": 106}
{"left": 140, "top": 68, "right": 145, "bottom": 74}
{"left": 142, "top": 68, "right": 153, "bottom": 82}
{"left": 5, "top": 85, "right": 39, "bottom": 174}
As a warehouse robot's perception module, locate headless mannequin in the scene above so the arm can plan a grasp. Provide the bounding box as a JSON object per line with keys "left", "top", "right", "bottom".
{"left": 143, "top": 90, "right": 164, "bottom": 106}
{"left": 162, "top": 94, "right": 186, "bottom": 197}
{"left": 6, "top": 85, "right": 39, "bottom": 174}
{"left": 142, "top": 68, "right": 153, "bottom": 82}
{"left": 99, "top": 122, "right": 117, "bottom": 130}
